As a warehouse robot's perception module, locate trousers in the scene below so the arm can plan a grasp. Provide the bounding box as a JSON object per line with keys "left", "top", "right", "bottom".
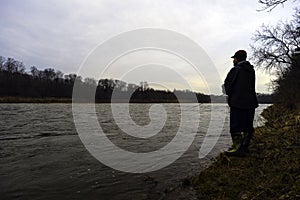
{"left": 230, "top": 107, "right": 255, "bottom": 134}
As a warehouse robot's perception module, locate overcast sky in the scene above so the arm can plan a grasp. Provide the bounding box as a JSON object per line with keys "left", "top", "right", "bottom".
{"left": 0, "top": 0, "right": 296, "bottom": 94}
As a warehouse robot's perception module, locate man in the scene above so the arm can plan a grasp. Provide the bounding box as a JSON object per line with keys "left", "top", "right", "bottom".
{"left": 224, "top": 50, "right": 258, "bottom": 156}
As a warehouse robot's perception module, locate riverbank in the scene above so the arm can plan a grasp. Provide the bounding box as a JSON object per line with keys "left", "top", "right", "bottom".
{"left": 0, "top": 96, "right": 272, "bottom": 104}
{"left": 0, "top": 97, "right": 186, "bottom": 103}
{"left": 191, "top": 104, "right": 300, "bottom": 199}
{"left": 0, "top": 97, "right": 72, "bottom": 103}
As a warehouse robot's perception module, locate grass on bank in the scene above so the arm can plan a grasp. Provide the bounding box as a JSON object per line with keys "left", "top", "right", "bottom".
{"left": 192, "top": 104, "right": 300, "bottom": 200}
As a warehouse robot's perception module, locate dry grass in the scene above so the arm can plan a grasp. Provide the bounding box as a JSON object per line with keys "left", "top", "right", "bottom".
{"left": 192, "top": 104, "right": 300, "bottom": 200}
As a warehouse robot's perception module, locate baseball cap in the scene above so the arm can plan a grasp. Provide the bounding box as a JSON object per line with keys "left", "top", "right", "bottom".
{"left": 231, "top": 50, "right": 247, "bottom": 61}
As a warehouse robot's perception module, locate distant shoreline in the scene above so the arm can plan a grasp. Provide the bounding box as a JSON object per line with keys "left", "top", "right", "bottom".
{"left": 0, "top": 97, "right": 73, "bottom": 103}
{"left": 0, "top": 97, "right": 197, "bottom": 103}
{"left": 0, "top": 97, "right": 272, "bottom": 104}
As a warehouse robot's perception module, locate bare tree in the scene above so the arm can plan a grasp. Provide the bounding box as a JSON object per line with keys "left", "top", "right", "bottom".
{"left": 257, "top": 0, "right": 296, "bottom": 12}
{"left": 0, "top": 56, "right": 6, "bottom": 71}
{"left": 54, "top": 70, "right": 64, "bottom": 81}
{"left": 127, "top": 83, "right": 138, "bottom": 92}
{"left": 251, "top": 7, "right": 300, "bottom": 107}
{"left": 84, "top": 77, "right": 97, "bottom": 86}
{"left": 30, "top": 66, "right": 39, "bottom": 77}
{"left": 3, "top": 57, "right": 25, "bottom": 73}
{"left": 43, "top": 68, "right": 56, "bottom": 80}
{"left": 250, "top": 9, "right": 300, "bottom": 72}
{"left": 139, "top": 81, "right": 149, "bottom": 91}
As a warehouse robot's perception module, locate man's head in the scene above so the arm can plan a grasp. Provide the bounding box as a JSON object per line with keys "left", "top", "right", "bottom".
{"left": 231, "top": 50, "right": 247, "bottom": 66}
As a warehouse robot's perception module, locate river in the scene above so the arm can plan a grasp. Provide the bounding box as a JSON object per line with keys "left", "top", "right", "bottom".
{"left": 0, "top": 103, "right": 269, "bottom": 200}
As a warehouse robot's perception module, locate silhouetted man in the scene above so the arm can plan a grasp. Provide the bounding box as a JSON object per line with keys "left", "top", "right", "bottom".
{"left": 224, "top": 50, "right": 258, "bottom": 156}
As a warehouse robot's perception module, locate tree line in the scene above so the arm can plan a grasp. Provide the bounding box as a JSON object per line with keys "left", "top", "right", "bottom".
{"left": 0, "top": 56, "right": 212, "bottom": 103}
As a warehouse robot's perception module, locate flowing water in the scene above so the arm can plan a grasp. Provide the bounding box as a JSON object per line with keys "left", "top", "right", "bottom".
{"left": 0, "top": 103, "right": 269, "bottom": 200}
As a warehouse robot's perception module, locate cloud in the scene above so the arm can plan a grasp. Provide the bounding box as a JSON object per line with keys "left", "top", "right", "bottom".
{"left": 0, "top": 0, "right": 295, "bottom": 93}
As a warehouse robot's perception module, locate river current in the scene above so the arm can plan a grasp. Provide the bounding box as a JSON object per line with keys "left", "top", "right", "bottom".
{"left": 0, "top": 103, "right": 269, "bottom": 200}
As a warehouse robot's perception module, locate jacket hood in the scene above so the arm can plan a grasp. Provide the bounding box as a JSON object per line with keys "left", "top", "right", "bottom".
{"left": 237, "top": 61, "right": 254, "bottom": 72}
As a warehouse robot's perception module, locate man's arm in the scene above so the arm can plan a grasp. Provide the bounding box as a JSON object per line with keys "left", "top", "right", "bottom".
{"left": 224, "top": 67, "right": 239, "bottom": 95}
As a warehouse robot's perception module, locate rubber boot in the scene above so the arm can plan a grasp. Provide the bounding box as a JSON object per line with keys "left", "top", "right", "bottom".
{"left": 241, "top": 131, "right": 253, "bottom": 153}
{"left": 225, "top": 132, "right": 246, "bottom": 157}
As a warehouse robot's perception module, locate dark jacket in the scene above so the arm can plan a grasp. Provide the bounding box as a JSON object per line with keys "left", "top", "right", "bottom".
{"left": 224, "top": 61, "right": 258, "bottom": 109}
